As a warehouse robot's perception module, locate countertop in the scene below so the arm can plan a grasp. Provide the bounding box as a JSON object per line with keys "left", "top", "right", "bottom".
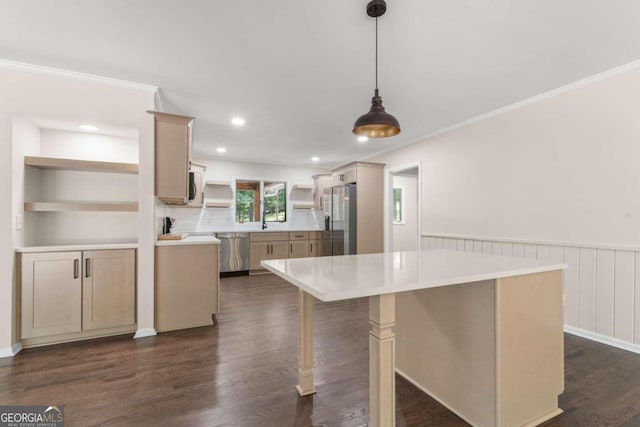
{"left": 262, "top": 249, "right": 566, "bottom": 302}
{"left": 198, "top": 228, "right": 323, "bottom": 234}
{"left": 16, "top": 242, "right": 138, "bottom": 253}
{"left": 155, "top": 234, "right": 220, "bottom": 246}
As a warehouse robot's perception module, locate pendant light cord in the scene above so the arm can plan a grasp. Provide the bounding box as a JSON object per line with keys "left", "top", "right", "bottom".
{"left": 375, "top": 15, "right": 378, "bottom": 91}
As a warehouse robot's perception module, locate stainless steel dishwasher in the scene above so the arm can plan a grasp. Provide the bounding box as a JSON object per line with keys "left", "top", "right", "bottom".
{"left": 216, "top": 232, "right": 250, "bottom": 272}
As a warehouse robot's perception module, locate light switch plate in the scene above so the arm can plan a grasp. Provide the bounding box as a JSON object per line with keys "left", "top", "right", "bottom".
{"left": 16, "top": 214, "right": 23, "bottom": 231}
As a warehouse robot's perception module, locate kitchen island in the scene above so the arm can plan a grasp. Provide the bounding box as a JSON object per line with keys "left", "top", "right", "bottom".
{"left": 262, "top": 249, "right": 566, "bottom": 427}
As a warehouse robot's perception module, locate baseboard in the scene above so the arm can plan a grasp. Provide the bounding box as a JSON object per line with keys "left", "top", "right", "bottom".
{"left": 134, "top": 328, "right": 157, "bottom": 339}
{"left": 0, "top": 342, "right": 23, "bottom": 358}
{"left": 564, "top": 325, "right": 640, "bottom": 355}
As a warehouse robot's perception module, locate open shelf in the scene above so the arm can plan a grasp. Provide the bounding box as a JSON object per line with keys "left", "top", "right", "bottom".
{"left": 206, "top": 180, "right": 232, "bottom": 187}
{"left": 25, "top": 156, "right": 138, "bottom": 174}
{"left": 25, "top": 201, "right": 139, "bottom": 212}
{"left": 205, "top": 199, "right": 232, "bottom": 208}
{"left": 291, "top": 184, "right": 314, "bottom": 191}
{"left": 291, "top": 202, "right": 315, "bottom": 209}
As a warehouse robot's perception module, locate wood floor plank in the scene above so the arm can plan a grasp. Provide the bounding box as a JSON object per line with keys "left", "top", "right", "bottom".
{"left": 1, "top": 274, "right": 639, "bottom": 426}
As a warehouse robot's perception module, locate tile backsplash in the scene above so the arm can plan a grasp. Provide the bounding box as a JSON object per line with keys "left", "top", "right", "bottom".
{"left": 165, "top": 206, "right": 324, "bottom": 233}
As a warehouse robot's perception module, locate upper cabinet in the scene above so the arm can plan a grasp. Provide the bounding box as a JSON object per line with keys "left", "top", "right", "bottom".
{"left": 148, "top": 110, "right": 194, "bottom": 204}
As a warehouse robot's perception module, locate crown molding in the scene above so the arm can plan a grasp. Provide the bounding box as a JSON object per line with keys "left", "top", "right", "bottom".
{"left": 361, "top": 58, "right": 640, "bottom": 162}
{"left": 0, "top": 58, "right": 158, "bottom": 93}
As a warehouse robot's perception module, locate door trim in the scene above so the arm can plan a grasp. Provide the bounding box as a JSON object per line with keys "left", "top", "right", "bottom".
{"left": 385, "top": 162, "right": 422, "bottom": 253}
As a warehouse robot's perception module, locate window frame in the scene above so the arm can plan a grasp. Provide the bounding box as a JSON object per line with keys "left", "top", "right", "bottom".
{"left": 392, "top": 186, "right": 405, "bottom": 225}
{"left": 234, "top": 178, "right": 288, "bottom": 224}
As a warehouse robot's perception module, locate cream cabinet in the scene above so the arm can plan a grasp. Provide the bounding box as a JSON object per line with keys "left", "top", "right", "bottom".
{"left": 20, "top": 249, "right": 136, "bottom": 346}
{"left": 309, "top": 239, "right": 322, "bottom": 257}
{"left": 249, "top": 231, "right": 324, "bottom": 273}
{"left": 20, "top": 251, "right": 82, "bottom": 338}
{"left": 249, "top": 233, "right": 289, "bottom": 272}
{"left": 82, "top": 250, "right": 136, "bottom": 331}
{"left": 149, "top": 110, "right": 194, "bottom": 204}
{"left": 289, "top": 241, "right": 309, "bottom": 258}
{"left": 155, "top": 243, "right": 219, "bottom": 332}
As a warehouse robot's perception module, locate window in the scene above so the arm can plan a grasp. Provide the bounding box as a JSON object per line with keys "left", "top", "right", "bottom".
{"left": 393, "top": 187, "right": 403, "bottom": 224}
{"left": 236, "top": 180, "right": 260, "bottom": 222}
{"left": 263, "top": 181, "right": 286, "bottom": 222}
{"left": 235, "top": 180, "right": 287, "bottom": 223}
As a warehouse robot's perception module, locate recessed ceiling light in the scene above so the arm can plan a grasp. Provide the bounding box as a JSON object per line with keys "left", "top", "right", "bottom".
{"left": 78, "top": 124, "right": 98, "bottom": 131}
{"left": 231, "top": 117, "right": 245, "bottom": 127}
{"left": 216, "top": 147, "right": 227, "bottom": 154}
{"left": 311, "top": 156, "right": 320, "bottom": 162}
{"left": 357, "top": 135, "right": 369, "bottom": 143}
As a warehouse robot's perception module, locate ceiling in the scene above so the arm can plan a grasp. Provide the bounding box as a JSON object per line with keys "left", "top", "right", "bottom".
{"left": 2, "top": 1, "right": 640, "bottom": 168}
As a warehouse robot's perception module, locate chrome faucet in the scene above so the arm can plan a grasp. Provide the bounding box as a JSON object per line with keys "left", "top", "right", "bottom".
{"left": 262, "top": 212, "right": 267, "bottom": 230}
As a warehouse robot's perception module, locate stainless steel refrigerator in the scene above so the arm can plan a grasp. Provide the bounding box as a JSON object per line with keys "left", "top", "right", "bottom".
{"left": 322, "top": 184, "right": 357, "bottom": 256}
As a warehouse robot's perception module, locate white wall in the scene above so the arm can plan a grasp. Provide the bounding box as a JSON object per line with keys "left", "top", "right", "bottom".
{"left": 392, "top": 175, "right": 418, "bottom": 251}
{"left": 370, "top": 65, "right": 640, "bottom": 247}
{"left": 11, "top": 116, "right": 41, "bottom": 248}
{"left": 40, "top": 129, "right": 138, "bottom": 163}
{"left": 368, "top": 63, "right": 640, "bottom": 351}
{"left": 166, "top": 158, "right": 329, "bottom": 233}
{"left": 0, "top": 62, "right": 156, "bottom": 354}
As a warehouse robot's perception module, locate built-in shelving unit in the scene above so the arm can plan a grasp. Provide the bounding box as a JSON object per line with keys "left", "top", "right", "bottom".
{"left": 206, "top": 180, "right": 231, "bottom": 187}
{"left": 24, "top": 156, "right": 139, "bottom": 213}
{"left": 291, "top": 184, "right": 314, "bottom": 191}
{"left": 291, "top": 202, "right": 315, "bottom": 209}
{"left": 205, "top": 200, "right": 232, "bottom": 208}
{"left": 25, "top": 156, "right": 138, "bottom": 174}
{"left": 290, "top": 183, "right": 315, "bottom": 210}
{"left": 204, "top": 180, "right": 233, "bottom": 208}
{"left": 25, "top": 201, "right": 138, "bottom": 212}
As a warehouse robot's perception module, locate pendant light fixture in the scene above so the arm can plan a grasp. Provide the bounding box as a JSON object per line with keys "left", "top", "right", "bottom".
{"left": 353, "top": 0, "right": 401, "bottom": 138}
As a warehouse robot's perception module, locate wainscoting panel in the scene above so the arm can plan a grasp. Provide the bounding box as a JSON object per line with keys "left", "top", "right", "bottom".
{"left": 421, "top": 234, "right": 640, "bottom": 353}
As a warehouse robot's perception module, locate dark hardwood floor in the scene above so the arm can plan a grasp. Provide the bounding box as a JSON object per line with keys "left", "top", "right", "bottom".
{"left": 2, "top": 274, "right": 640, "bottom": 426}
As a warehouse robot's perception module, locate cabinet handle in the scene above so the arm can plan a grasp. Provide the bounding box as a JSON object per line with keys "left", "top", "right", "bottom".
{"left": 73, "top": 259, "right": 79, "bottom": 279}
{"left": 290, "top": 243, "right": 293, "bottom": 253}
{"left": 85, "top": 258, "right": 91, "bottom": 278}
{"left": 295, "top": 234, "right": 303, "bottom": 238}
{"left": 270, "top": 244, "right": 273, "bottom": 254}
{"left": 310, "top": 243, "right": 313, "bottom": 252}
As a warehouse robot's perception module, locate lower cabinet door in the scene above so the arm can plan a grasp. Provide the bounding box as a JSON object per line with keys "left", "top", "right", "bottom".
{"left": 249, "top": 242, "right": 270, "bottom": 270}
{"left": 21, "top": 251, "right": 83, "bottom": 339}
{"left": 271, "top": 242, "right": 290, "bottom": 260}
{"left": 82, "top": 249, "right": 136, "bottom": 331}
{"left": 289, "top": 240, "right": 309, "bottom": 258}
{"left": 309, "top": 239, "right": 322, "bottom": 257}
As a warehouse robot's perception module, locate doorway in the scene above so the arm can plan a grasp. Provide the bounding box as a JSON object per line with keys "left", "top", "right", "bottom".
{"left": 388, "top": 164, "right": 420, "bottom": 252}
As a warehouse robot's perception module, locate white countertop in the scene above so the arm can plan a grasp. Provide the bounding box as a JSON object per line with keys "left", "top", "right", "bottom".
{"left": 209, "top": 228, "right": 323, "bottom": 234}
{"left": 17, "top": 242, "right": 138, "bottom": 253}
{"left": 262, "top": 249, "right": 566, "bottom": 302}
{"left": 155, "top": 235, "right": 220, "bottom": 246}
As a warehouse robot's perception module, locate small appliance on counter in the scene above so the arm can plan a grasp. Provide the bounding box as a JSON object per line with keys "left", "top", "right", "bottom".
{"left": 162, "top": 217, "right": 175, "bottom": 235}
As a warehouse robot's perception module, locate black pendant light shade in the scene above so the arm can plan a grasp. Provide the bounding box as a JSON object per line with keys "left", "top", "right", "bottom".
{"left": 353, "top": 89, "right": 401, "bottom": 138}
{"left": 352, "top": 0, "right": 400, "bottom": 138}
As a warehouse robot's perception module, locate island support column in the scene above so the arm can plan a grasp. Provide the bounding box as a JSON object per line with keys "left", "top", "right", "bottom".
{"left": 369, "top": 293, "right": 396, "bottom": 427}
{"left": 296, "top": 289, "right": 317, "bottom": 396}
